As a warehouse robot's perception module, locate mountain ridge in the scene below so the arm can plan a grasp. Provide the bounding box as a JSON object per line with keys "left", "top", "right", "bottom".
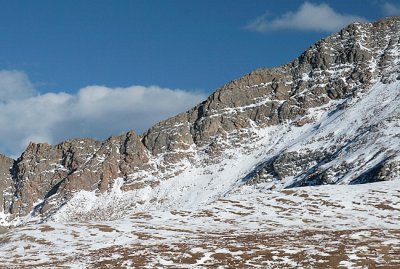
{"left": 0, "top": 16, "right": 399, "bottom": 224}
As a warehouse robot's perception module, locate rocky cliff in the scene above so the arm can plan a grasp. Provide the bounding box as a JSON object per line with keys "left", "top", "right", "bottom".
{"left": 1, "top": 17, "right": 399, "bottom": 224}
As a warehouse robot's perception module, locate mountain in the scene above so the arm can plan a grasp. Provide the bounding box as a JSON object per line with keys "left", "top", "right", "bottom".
{"left": 0, "top": 17, "right": 400, "bottom": 268}
{"left": 0, "top": 17, "right": 399, "bottom": 225}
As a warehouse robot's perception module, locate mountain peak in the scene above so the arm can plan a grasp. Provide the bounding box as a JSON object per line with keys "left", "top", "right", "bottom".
{"left": 0, "top": 17, "right": 399, "bottom": 224}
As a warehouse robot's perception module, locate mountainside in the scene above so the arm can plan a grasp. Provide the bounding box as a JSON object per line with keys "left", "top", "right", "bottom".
{"left": 0, "top": 17, "right": 399, "bottom": 225}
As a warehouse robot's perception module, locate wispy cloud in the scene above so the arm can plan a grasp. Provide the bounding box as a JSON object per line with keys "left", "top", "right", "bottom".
{"left": 0, "top": 70, "right": 36, "bottom": 102}
{"left": 0, "top": 70, "right": 206, "bottom": 158}
{"left": 382, "top": 2, "right": 400, "bottom": 16}
{"left": 245, "top": 2, "right": 366, "bottom": 33}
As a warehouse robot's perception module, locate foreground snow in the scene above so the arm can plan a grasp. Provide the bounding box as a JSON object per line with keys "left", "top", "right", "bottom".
{"left": 0, "top": 180, "right": 399, "bottom": 268}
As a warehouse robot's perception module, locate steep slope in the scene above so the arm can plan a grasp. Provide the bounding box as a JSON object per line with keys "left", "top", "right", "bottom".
{"left": 0, "top": 17, "right": 399, "bottom": 224}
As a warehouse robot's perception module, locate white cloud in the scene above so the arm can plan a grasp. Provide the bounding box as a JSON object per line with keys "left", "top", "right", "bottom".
{"left": 245, "top": 2, "right": 366, "bottom": 32}
{"left": 382, "top": 2, "right": 400, "bottom": 16}
{"left": 0, "top": 70, "right": 36, "bottom": 102}
{"left": 0, "top": 70, "right": 206, "bottom": 158}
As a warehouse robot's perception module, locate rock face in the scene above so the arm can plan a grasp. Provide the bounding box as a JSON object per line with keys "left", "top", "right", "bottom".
{"left": 0, "top": 154, "right": 13, "bottom": 213}
{"left": 0, "top": 17, "right": 399, "bottom": 223}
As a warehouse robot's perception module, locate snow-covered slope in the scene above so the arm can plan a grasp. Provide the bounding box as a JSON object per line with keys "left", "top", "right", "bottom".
{"left": 0, "top": 180, "right": 399, "bottom": 268}
{"left": 40, "top": 79, "right": 400, "bottom": 224}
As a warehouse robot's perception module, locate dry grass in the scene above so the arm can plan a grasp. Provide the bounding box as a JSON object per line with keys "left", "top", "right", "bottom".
{"left": 79, "top": 229, "right": 400, "bottom": 268}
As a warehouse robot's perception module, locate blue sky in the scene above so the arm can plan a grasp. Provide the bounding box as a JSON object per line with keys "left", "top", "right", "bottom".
{"left": 0, "top": 0, "right": 399, "bottom": 157}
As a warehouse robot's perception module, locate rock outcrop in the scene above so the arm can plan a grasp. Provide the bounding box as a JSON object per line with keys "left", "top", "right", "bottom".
{"left": 0, "top": 154, "right": 13, "bottom": 213}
